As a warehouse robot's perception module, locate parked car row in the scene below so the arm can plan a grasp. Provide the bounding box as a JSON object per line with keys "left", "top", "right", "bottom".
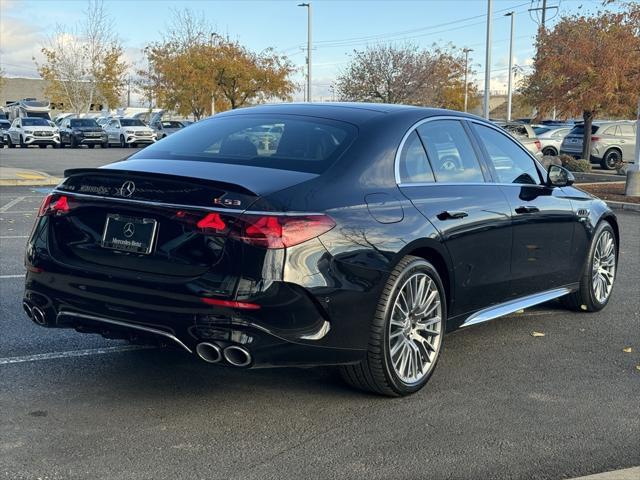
{"left": 1, "top": 115, "right": 191, "bottom": 149}
{"left": 496, "top": 119, "right": 637, "bottom": 171}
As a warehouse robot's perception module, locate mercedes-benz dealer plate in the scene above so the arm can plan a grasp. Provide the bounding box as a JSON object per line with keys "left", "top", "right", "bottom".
{"left": 101, "top": 214, "right": 158, "bottom": 254}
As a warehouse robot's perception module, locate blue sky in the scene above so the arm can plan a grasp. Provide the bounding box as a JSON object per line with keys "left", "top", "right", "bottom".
{"left": 1, "top": 0, "right": 606, "bottom": 102}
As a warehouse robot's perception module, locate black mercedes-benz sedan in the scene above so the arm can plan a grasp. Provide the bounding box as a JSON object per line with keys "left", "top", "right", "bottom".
{"left": 23, "top": 103, "right": 619, "bottom": 396}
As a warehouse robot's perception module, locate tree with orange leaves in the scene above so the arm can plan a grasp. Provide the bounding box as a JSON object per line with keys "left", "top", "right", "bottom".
{"left": 523, "top": 2, "right": 640, "bottom": 159}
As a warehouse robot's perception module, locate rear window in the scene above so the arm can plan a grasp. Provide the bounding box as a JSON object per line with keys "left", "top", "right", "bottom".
{"left": 569, "top": 125, "right": 599, "bottom": 135}
{"left": 533, "top": 126, "right": 550, "bottom": 135}
{"left": 132, "top": 114, "right": 358, "bottom": 174}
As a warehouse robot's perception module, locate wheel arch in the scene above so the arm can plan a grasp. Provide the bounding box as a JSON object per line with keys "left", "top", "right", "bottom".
{"left": 396, "top": 239, "right": 454, "bottom": 312}
{"left": 600, "top": 213, "right": 620, "bottom": 255}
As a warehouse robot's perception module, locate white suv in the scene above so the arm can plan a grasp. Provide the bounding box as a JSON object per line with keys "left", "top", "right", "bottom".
{"left": 5, "top": 117, "right": 60, "bottom": 148}
{"left": 104, "top": 118, "right": 156, "bottom": 148}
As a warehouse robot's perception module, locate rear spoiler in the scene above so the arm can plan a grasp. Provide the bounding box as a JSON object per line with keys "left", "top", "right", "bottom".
{"left": 62, "top": 167, "right": 257, "bottom": 197}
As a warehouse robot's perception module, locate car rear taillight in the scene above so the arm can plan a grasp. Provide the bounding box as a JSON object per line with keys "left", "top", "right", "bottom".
{"left": 38, "top": 194, "right": 72, "bottom": 217}
{"left": 179, "top": 210, "right": 335, "bottom": 248}
{"left": 232, "top": 214, "right": 336, "bottom": 249}
{"left": 534, "top": 140, "right": 542, "bottom": 151}
{"left": 591, "top": 136, "right": 600, "bottom": 142}
{"left": 196, "top": 213, "right": 227, "bottom": 233}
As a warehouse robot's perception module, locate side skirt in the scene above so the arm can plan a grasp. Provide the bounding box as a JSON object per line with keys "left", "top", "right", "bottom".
{"left": 460, "top": 285, "right": 578, "bottom": 328}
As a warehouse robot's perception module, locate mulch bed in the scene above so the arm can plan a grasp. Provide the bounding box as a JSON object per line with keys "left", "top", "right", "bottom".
{"left": 579, "top": 182, "right": 640, "bottom": 204}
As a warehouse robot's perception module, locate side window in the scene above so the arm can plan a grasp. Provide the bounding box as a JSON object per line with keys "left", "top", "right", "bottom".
{"left": 417, "top": 120, "right": 485, "bottom": 183}
{"left": 619, "top": 124, "right": 634, "bottom": 136}
{"left": 398, "top": 131, "right": 435, "bottom": 184}
{"left": 602, "top": 126, "right": 619, "bottom": 136}
{"left": 472, "top": 123, "right": 542, "bottom": 185}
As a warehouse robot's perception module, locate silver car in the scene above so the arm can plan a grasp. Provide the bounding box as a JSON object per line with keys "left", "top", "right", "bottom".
{"left": 151, "top": 120, "right": 188, "bottom": 139}
{"left": 560, "top": 121, "right": 637, "bottom": 170}
{"left": 501, "top": 123, "right": 543, "bottom": 158}
{"left": 533, "top": 125, "right": 572, "bottom": 157}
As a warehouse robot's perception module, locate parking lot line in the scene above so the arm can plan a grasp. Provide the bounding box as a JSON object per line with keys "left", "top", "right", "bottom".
{"left": 0, "top": 235, "right": 29, "bottom": 239}
{"left": 0, "top": 196, "right": 26, "bottom": 212}
{"left": 0, "top": 274, "right": 26, "bottom": 279}
{"left": 0, "top": 345, "right": 155, "bottom": 365}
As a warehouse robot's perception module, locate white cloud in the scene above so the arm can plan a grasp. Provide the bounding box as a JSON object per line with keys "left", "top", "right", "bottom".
{"left": 0, "top": 14, "right": 45, "bottom": 77}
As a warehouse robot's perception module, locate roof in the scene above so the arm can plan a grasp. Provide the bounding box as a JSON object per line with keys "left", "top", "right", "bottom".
{"left": 213, "top": 102, "right": 472, "bottom": 126}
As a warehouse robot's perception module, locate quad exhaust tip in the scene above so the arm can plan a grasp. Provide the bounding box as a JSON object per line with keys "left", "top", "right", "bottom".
{"left": 195, "top": 342, "right": 222, "bottom": 363}
{"left": 31, "top": 306, "right": 47, "bottom": 326}
{"left": 22, "top": 301, "right": 33, "bottom": 319}
{"left": 223, "top": 345, "right": 252, "bottom": 367}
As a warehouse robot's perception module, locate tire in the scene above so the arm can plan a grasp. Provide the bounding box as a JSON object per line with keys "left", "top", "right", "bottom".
{"left": 542, "top": 147, "right": 557, "bottom": 156}
{"left": 19, "top": 135, "right": 25, "bottom": 148}
{"left": 600, "top": 149, "right": 622, "bottom": 170}
{"left": 70, "top": 136, "right": 78, "bottom": 148}
{"left": 120, "top": 135, "right": 127, "bottom": 148}
{"left": 7, "top": 136, "right": 15, "bottom": 148}
{"left": 102, "top": 141, "right": 109, "bottom": 149}
{"left": 39, "top": 144, "right": 46, "bottom": 149}
{"left": 561, "top": 221, "right": 617, "bottom": 312}
{"left": 88, "top": 144, "right": 95, "bottom": 149}
{"left": 59, "top": 142, "right": 65, "bottom": 149}
{"left": 340, "top": 255, "right": 446, "bottom": 396}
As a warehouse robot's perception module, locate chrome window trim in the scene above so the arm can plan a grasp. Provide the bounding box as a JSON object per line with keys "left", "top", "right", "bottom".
{"left": 395, "top": 114, "right": 547, "bottom": 186}
{"left": 51, "top": 189, "right": 325, "bottom": 217}
{"left": 397, "top": 182, "right": 551, "bottom": 188}
{"left": 394, "top": 115, "right": 473, "bottom": 185}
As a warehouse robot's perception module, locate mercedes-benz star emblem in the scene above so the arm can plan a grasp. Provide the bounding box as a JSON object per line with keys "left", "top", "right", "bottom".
{"left": 120, "top": 180, "right": 136, "bottom": 197}
{"left": 123, "top": 222, "right": 135, "bottom": 238}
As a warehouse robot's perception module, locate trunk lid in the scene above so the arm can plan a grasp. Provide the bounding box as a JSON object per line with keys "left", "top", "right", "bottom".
{"left": 51, "top": 162, "right": 316, "bottom": 279}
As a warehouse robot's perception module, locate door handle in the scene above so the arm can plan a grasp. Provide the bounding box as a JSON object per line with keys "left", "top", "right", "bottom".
{"left": 515, "top": 205, "right": 540, "bottom": 214}
{"left": 437, "top": 210, "right": 469, "bottom": 220}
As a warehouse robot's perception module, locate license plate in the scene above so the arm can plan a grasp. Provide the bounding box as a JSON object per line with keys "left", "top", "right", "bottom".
{"left": 101, "top": 214, "right": 158, "bottom": 254}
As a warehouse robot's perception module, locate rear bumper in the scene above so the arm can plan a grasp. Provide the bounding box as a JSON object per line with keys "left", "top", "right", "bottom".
{"left": 23, "top": 257, "right": 368, "bottom": 368}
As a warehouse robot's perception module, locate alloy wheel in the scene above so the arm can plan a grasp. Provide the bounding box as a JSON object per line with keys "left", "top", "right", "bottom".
{"left": 388, "top": 272, "right": 443, "bottom": 384}
{"left": 592, "top": 230, "right": 616, "bottom": 303}
{"left": 605, "top": 151, "right": 621, "bottom": 169}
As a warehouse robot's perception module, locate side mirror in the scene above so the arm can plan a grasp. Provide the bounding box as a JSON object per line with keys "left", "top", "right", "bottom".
{"left": 547, "top": 164, "right": 575, "bottom": 187}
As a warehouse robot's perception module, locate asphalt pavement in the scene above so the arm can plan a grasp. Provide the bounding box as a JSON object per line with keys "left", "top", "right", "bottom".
{"left": 0, "top": 185, "right": 639, "bottom": 479}
{"left": 0, "top": 146, "right": 140, "bottom": 177}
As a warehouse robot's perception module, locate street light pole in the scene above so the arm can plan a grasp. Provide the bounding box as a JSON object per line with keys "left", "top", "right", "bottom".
{"left": 624, "top": 98, "right": 640, "bottom": 196}
{"left": 483, "top": 0, "right": 493, "bottom": 119}
{"left": 298, "top": 3, "right": 312, "bottom": 102}
{"left": 462, "top": 48, "right": 473, "bottom": 112}
{"left": 505, "top": 11, "right": 515, "bottom": 122}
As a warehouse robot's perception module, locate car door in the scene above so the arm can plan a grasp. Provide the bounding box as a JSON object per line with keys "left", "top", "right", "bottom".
{"left": 397, "top": 118, "right": 513, "bottom": 317}
{"left": 618, "top": 123, "right": 636, "bottom": 160}
{"left": 106, "top": 120, "right": 118, "bottom": 142}
{"left": 60, "top": 119, "right": 69, "bottom": 144}
{"left": 469, "top": 121, "right": 578, "bottom": 298}
{"left": 10, "top": 119, "right": 20, "bottom": 142}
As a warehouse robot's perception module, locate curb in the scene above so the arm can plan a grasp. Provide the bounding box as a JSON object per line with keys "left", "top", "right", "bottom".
{"left": 566, "top": 466, "right": 640, "bottom": 480}
{"left": 0, "top": 177, "right": 62, "bottom": 187}
{"left": 606, "top": 200, "right": 640, "bottom": 212}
